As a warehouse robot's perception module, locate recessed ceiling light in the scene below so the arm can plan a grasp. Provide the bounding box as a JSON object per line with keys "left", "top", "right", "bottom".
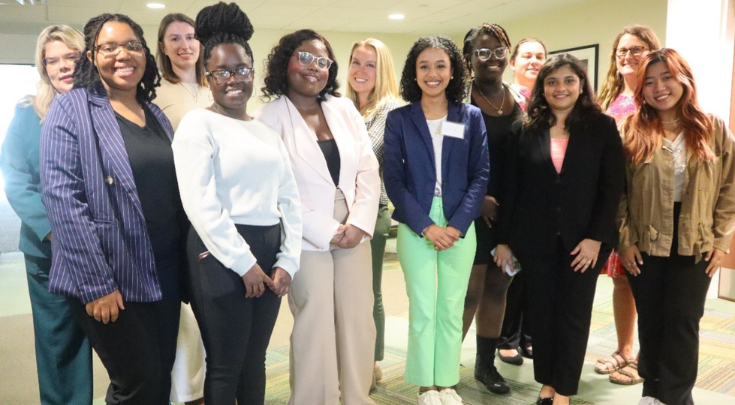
{"left": 388, "top": 13, "right": 405, "bottom": 20}
{"left": 147, "top": 3, "right": 165, "bottom": 9}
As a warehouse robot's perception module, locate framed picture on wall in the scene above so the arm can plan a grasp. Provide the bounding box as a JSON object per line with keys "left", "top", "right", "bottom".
{"left": 549, "top": 44, "right": 599, "bottom": 92}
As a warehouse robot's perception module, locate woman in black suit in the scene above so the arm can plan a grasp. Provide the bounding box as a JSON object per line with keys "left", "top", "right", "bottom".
{"left": 494, "top": 53, "right": 625, "bottom": 405}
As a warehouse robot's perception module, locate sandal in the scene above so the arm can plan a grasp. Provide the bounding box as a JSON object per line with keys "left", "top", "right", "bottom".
{"left": 609, "top": 361, "right": 644, "bottom": 385}
{"left": 594, "top": 351, "right": 631, "bottom": 375}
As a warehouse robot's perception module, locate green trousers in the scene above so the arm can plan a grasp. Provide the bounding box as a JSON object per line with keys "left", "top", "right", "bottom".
{"left": 397, "top": 197, "right": 476, "bottom": 387}
{"left": 370, "top": 205, "right": 391, "bottom": 362}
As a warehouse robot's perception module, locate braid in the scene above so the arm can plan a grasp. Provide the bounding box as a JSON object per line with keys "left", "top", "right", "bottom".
{"left": 195, "top": 2, "right": 254, "bottom": 65}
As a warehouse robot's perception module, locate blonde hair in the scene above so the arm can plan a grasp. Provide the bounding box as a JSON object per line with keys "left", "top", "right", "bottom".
{"left": 597, "top": 25, "right": 660, "bottom": 111}
{"left": 345, "top": 38, "right": 399, "bottom": 118}
{"left": 25, "top": 25, "right": 84, "bottom": 122}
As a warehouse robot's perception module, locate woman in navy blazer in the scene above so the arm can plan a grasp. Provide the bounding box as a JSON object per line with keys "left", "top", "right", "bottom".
{"left": 495, "top": 54, "right": 624, "bottom": 405}
{"left": 41, "top": 14, "right": 183, "bottom": 405}
{"left": 384, "top": 36, "right": 488, "bottom": 405}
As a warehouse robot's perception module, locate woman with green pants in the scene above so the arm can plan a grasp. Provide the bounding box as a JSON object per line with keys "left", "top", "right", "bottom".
{"left": 384, "top": 36, "right": 489, "bottom": 405}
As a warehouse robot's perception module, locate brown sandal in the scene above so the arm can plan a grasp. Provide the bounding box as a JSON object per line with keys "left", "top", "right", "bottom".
{"left": 609, "top": 361, "right": 644, "bottom": 385}
{"left": 594, "top": 351, "right": 631, "bottom": 375}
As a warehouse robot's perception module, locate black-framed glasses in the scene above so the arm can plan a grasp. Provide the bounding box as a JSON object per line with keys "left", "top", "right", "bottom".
{"left": 95, "top": 41, "right": 144, "bottom": 56}
{"left": 615, "top": 46, "right": 648, "bottom": 58}
{"left": 42, "top": 52, "right": 81, "bottom": 68}
{"left": 294, "top": 51, "right": 333, "bottom": 70}
{"left": 474, "top": 47, "right": 508, "bottom": 61}
{"left": 205, "top": 67, "right": 255, "bottom": 83}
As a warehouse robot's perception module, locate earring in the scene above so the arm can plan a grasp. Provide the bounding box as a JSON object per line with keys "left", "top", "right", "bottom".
{"left": 451, "top": 76, "right": 454, "bottom": 79}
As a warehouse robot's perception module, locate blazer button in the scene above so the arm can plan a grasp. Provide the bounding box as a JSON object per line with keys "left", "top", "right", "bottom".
{"left": 105, "top": 176, "right": 114, "bottom": 185}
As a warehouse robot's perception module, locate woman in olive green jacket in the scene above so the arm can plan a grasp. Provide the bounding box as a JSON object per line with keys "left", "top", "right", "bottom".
{"left": 617, "top": 48, "right": 735, "bottom": 405}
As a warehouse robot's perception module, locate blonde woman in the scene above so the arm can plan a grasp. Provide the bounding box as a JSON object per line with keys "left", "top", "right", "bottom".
{"left": 0, "top": 25, "right": 92, "bottom": 405}
{"left": 345, "top": 37, "right": 401, "bottom": 385}
{"left": 154, "top": 13, "right": 210, "bottom": 405}
{"left": 595, "top": 26, "right": 660, "bottom": 386}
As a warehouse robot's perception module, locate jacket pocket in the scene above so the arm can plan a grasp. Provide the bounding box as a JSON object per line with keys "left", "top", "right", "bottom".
{"left": 648, "top": 224, "right": 659, "bottom": 241}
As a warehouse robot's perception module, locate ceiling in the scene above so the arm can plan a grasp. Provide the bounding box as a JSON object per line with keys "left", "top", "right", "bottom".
{"left": 0, "top": 0, "right": 589, "bottom": 36}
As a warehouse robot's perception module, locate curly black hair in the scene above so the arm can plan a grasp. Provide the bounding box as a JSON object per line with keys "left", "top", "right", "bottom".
{"left": 73, "top": 13, "right": 159, "bottom": 104}
{"left": 399, "top": 36, "right": 466, "bottom": 103}
{"left": 195, "top": 2, "right": 254, "bottom": 66}
{"left": 523, "top": 53, "right": 602, "bottom": 131}
{"left": 462, "top": 23, "right": 511, "bottom": 77}
{"left": 261, "top": 29, "right": 340, "bottom": 102}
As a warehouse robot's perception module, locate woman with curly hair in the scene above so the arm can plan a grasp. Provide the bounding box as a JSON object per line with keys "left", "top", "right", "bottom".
{"left": 618, "top": 49, "right": 735, "bottom": 405}
{"left": 384, "top": 36, "right": 489, "bottom": 405}
{"left": 494, "top": 54, "right": 625, "bottom": 405}
{"left": 254, "top": 29, "right": 380, "bottom": 405}
{"left": 40, "top": 13, "right": 183, "bottom": 404}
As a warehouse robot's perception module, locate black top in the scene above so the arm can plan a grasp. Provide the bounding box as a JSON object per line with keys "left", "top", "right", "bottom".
{"left": 471, "top": 96, "right": 522, "bottom": 198}
{"left": 497, "top": 115, "right": 625, "bottom": 256}
{"left": 317, "top": 138, "right": 341, "bottom": 186}
{"left": 116, "top": 108, "right": 183, "bottom": 260}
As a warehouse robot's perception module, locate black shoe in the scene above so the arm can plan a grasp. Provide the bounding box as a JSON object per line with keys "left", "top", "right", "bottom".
{"left": 475, "top": 364, "right": 510, "bottom": 395}
{"left": 497, "top": 347, "right": 524, "bottom": 365}
{"left": 536, "top": 397, "right": 553, "bottom": 405}
{"left": 521, "top": 344, "right": 533, "bottom": 359}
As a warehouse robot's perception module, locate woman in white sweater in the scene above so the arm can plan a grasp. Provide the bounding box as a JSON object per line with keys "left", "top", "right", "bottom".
{"left": 171, "top": 4, "right": 301, "bottom": 404}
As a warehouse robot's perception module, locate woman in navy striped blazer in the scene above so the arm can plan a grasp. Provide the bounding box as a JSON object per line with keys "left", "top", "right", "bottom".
{"left": 40, "top": 13, "right": 184, "bottom": 405}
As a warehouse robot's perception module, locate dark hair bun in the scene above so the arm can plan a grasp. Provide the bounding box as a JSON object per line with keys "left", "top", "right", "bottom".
{"left": 195, "top": 2, "right": 253, "bottom": 44}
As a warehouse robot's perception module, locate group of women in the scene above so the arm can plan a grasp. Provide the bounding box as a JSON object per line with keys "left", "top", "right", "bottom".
{"left": 1, "top": 2, "right": 733, "bottom": 405}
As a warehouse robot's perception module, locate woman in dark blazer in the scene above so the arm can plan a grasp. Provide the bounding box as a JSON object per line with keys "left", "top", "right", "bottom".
{"left": 495, "top": 53, "right": 625, "bottom": 405}
{"left": 384, "top": 36, "right": 488, "bottom": 405}
{"left": 41, "top": 14, "right": 183, "bottom": 405}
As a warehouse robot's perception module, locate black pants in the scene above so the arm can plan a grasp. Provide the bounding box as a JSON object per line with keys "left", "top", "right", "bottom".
{"left": 498, "top": 268, "right": 532, "bottom": 350}
{"left": 626, "top": 207, "right": 711, "bottom": 405}
{"left": 187, "top": 224, "right": 282, "bottom": 405}
{"left": 69, "top": 256, "right": 181, "bottom": 405}
{"left": 518, "top": 237, "right": 609, "bottom": 396}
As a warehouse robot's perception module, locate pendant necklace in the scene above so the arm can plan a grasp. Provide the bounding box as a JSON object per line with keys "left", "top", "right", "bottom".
{"left": 477, "top": 83, "right": 506, "bottom": 115}
{"left": 180, "top": 82, "right": 199, "bottom": 103}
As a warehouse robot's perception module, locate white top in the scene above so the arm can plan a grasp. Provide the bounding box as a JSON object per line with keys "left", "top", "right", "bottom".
{"left": 172, "top": 108, "right": 302, "bottom": 278}
{"left": 663, "top": 131, "right": 687, "bottom": 202}
{"left": 427, "top": 115, "right": 447, "bottom": 197}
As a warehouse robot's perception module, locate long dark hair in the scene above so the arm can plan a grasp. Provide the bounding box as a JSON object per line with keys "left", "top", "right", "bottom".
{"left": 399, "top": 36, "right": 466, "bottom": 103}
{"left": 74, "top": 13, "right": 159, "bottom": 104}
{"left": 523, "top": 53, "right": 601, "bottom": 131}
{"left": 262, "top": 29, "right": 340, "bottom": 102}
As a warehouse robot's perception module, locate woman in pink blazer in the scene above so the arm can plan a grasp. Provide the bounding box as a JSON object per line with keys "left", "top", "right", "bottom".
{"left": 254, "top": 29, "right": 380, "bottom": 405}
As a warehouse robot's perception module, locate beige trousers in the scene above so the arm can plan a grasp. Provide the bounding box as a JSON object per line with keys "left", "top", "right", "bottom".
{"left": 288, "top": 190, "right": 376, "bottom": 405}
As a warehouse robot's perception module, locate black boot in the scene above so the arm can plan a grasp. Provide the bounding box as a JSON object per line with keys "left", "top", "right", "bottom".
{"left": 474, "top": 335, "right": 510, "bottom": 394}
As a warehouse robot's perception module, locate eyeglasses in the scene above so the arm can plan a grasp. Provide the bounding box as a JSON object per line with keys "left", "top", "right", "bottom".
{"left": 95, "top": 41, "right": 145, "bottom": 56}
{"left": 294, "top": 51, "right": 333, "bottom": 70}
{"left": 42, "top": 52, "right": 81, "bottom": 68}
{"left": 474, "top": 47, "right": 508, "bottom": 61}
{"left": 205, "top": 67, "right": 255, "bottom": 83}
{"left": 615, "top": 46, "right": 648, "bottom": 58}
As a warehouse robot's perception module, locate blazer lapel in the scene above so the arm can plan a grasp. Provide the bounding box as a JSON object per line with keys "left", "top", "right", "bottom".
{"left": 321, "top": 97, "right": 357, "bottom": 188}
{"left": 539, "top": 127, "right": 557, "bottom": 175}
{"left": 409, "top": 103, "right": 436, "bottom": 168}
{"left": 87, "top": 91, "right": 144, "bottom": 217}
{"left": 284, "top": 97, "right": 335, "bottom": 186}
{"left": 559, "top": 127, "right": 580, "bottom": 175}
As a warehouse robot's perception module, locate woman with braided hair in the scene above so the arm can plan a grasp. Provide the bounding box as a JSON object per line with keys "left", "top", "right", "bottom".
{"left": 459, "top": 22, "right": 522, "bottom": 396}
{"left": 172, "top": 2, "right": 301, "bottom": 404}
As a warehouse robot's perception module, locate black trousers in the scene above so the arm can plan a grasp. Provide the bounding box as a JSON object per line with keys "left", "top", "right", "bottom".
{"left": 518, "top": 237, "right": 609, "bottom": 396}
{"left": 69, "top": 256, "right": 181, "bottom": 405}
{"left": 187, "top": 224, "right": 282, "bottom": 405}
{"left": 498, "top": 268, "right": 532, "bottom": 350}
{"left": 627, "top": 232, "right": 711, "bottom": 405}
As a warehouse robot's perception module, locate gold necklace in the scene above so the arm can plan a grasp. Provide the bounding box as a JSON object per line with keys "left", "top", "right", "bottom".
{"left": 180, "top": 82, "right": 199, "bottom": 103}
{"left": 477, "top": 83, "right": 506, "bottom": 115}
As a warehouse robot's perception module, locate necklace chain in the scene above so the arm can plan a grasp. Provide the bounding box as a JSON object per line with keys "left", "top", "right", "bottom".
{"left": 661, "top": 118, "right": 681, "bottom": 124}
{"left": 180, "top": 82, "right": 199, "bottom": 103}
{"left": 476, "top": 82, "right": 506, "bottom": 115}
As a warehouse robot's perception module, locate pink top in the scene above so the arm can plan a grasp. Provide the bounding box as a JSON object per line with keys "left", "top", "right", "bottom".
{"left": 550, "top": 138, "right": 569, "bottom": 173}
{"left": 606, "top": 94, "right": 636, "bottom": 124}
